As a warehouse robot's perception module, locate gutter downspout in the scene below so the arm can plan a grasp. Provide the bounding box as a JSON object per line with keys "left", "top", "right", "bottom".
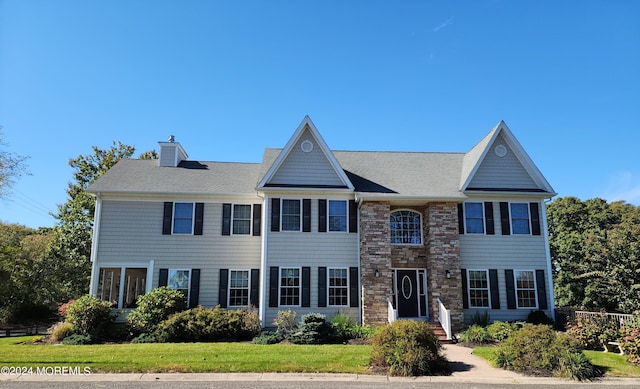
{"left": 541, "top": 199, "right": 556, "bottom": 321}
{"left": 355, "top": 194, "right": 364, "bottom": 325}
{"left": 88, "top": 194, "right": 102, "bottom": 296}
{"left": 258, "top": 193, "right": 268, "bottom": 327}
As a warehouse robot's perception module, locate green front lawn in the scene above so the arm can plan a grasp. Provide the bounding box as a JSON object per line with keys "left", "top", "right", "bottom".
{"left": 0, "top": 336, "right": 371, "bottom": 374}
{"left": 473, "top": 345, "right": 640, "bottom": 378}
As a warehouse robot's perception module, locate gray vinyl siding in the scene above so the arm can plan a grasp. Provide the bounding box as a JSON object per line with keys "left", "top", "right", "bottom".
{"left": 264, "top": 196, "right": 359, "bottom": 325}
{"left": 269, "top": 129, "right": 345, "bottom": 187}
{"left": 159, "top": 145, "right": 176, "bottom": 167}
{"left": 95, "top": 199, "right": 262, "bottom": 308}
{"left": 467, "top": 133, "right": 538, "bottom": 190}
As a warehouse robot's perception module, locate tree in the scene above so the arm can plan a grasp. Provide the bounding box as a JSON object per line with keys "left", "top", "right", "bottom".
{"left": 548, "top": 196, "right": 640, "bottom": 313}
{"left": 0, "top": 127, "right": 29, "bottom": 198}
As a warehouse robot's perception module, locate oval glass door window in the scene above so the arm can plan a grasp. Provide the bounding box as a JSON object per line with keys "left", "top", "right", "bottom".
{"left": 401, "top": 275, "right": 413, "bottom": 299}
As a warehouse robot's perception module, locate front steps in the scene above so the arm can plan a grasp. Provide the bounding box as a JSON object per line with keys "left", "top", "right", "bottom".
{"left": 428, "top": 321, "right": 454, "bottom": 344}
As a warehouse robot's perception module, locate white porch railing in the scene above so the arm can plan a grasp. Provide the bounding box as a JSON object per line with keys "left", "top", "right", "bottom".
{"left": 437, "top": 298, "right": 452, "bottom": 340}
{"left": 387, "top": 297, "right": 397, "bottom": 323}
{"left": 575, "top": 311, "right": 636, "bottom": 327}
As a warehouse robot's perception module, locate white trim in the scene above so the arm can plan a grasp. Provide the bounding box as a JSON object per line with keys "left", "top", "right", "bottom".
{"left": 513, "top": 269, "right": 538, "bottom": 310}
{"left": 168, "top": 268, "right": 192, "bottom": 304}
{"left": 172, "top": 202, "right": 195, "bottom": 235}
{"left": 259, "top": 194, "right": 268, "bottom": 324}
{"left": 327, "top": 267, "right": 349, "bottom": 307}
{"left": 327, "top": 199, "right": 348, "bottom": 233}
{"left": 280, "top": 198, "right": 303, "bottom": 232}
{"left": 228, "top": 269, "right": 251, "bottom": 308}
{"left": 509, "top": 202, "right": 532, "bottom": 235}
{"left": 391, "top": 268, "right": 428, "bottom": 319}
{"left": 541, "top": 201, "right": 556, "bottom": 318}
{"left": 94, "top": 261, "right": 153, "bottom": 309}
{"left": 463, "top": 202, "right": 486, "bottom": 235}
{"left": 278, "top": 266, "right": 302, "bottom": 307}
{"left": 389, "top": 209, "right": 423, "bottom": 245}
{"left": 257, "top": 116, "right": 354, "bottom": 190}
{"left": 466, "top": 269, "right": 491, "bottom": 309}
{"left": 88, "top": 195, "right": 102, "bottom": 295}
{"left": 231, "top": 203, "right": 253, "bottom": 236}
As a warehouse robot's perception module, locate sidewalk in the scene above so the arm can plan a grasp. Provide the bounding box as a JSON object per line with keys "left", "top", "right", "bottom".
{"left": 2, "top": 344, "right": 640, "bottom": 386}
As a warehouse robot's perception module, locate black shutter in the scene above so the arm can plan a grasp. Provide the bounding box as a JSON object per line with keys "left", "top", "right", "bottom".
{"left": 159, "top": 268, "right": 169, "bottom": 287}
{"left": 500, "top": 202, "right": 511, "bottom": 235}
{"left": 269, "top": 266, "right": 279, "bottom": 307}
{"left": 250, "top": 269, "right": 260, "bottom": 307}
{"left": 303, "top": 199, "right": 311, "bottom": 232}
{"left": 252, "top": 204, "right": 262, "bottom": 236}
{"left": 461, "top": 269, "right": 468, "bottom": 309}
{"left": 457, "top": 203, "right": 465, "bottom": 234}
{"left": 530, "top": 202, "right": 541, "bottom": 236}
{"left": 318, "top": 267, "right": 327, "bottom": 307}
{"left": 194, "top": 203, "right": 204, "bottom": 235}
{"left": 302, "top": 267, "right": 311, "bottom": 307}
{"left": 349, "top": 267, "right": 359, "bottom": 307}
{"left": 163, "top": 202, "right": 173, "bottom": 235}
{"left": 505, "top": 269, "right": 516, "bottom": 309}
{"left": 489, "top": 269, "right": 500, "bottom": 309}
{"left": 189, "top": 269, "right": 200, "bottom": 308}
{"left": 536, "top": 269, "right": 548, "bottom": 310}
{"left": 222, "top": 203, "right": 231, "bottom": 236}
{"left": 484, "top": 202, "right": 495, "bottom": 235}
{"left": 218, "top": 269, "right": 229, "bottom": 308}
{"left": 349, "top": 200, "right": 358, "bottom": 233}
{"left": 318, "top": 199, "right": 327, "bottom": 232}
{"left": 271, "top": 198, "right": 280, "bottom": 232}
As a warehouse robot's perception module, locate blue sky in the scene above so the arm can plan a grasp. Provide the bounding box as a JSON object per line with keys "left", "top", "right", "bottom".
{"left": 1, "top": 0, "right": 639, "bottom": 229}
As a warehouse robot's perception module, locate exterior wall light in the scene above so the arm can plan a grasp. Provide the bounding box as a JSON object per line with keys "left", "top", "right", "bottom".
{"left": 375, "top": 269, "right": 380, "bottom": 278}
{"left": 445, "top": 270, "right": 451, "bottom": 279}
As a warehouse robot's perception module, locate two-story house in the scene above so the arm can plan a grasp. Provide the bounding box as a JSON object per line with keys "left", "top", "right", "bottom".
{"left": 87, "top": 116, "right": 556, "bottom": 335}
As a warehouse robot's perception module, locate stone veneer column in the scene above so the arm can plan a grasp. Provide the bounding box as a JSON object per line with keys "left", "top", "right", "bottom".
{"left": 426, "top": 203, "right": 464, "bottom": 332}
{"left": 359, "top": 201, "right": 392, "bottom": 326}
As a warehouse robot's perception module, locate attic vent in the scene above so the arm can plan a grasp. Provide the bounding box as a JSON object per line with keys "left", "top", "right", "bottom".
{"left": 301, "top": 140, "right": 314, "bottom": 153}
{"left": 495, "top": 144, "right": 507, "bottom": 158}
{"left": 168, "top": 135, "right": 175, "bottom": 143}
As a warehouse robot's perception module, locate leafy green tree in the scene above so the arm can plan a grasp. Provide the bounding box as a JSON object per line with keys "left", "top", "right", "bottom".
{"left": 548, "top": 197, "right": 640, "bottom": 312}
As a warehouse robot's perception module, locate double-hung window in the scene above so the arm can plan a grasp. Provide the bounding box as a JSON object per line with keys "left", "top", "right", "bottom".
{"left": 328, "top": 200, "right": 347, "bottom": 232}
{"left": 168, "top": 269, "right": 191, "bottom": 302}
{"left": 229, "top": 270, "right": 250, "bottom": 307}
{"left": 279, "top": 267, "right": 300, "bottom": 306}
{"left": 467, "top": 270, "right": 490, "bottom": 308}
{"left": 390, "top": 210, "right": 422, "bottom": 244}
{"left": 281, "top": 200, "right": 301, "bottom": 231}
{"left": 328, "top": 268, "right": 348, "bottom": 306}
{"left": 510, "top": 203, "right": 531, "bottom": 234}
{"left": 232, "top": 205, "right": 252, "bottom": 235}
{"left": 464, "top": 203, "right": 484, "bottom": 234}
{"left": 514, "top": 270, "right": 537, "bottom": 308}
{"left": 173, "top": 203, "right": 194, "bottom": 234}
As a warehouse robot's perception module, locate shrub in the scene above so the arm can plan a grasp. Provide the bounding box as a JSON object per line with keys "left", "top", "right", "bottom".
{"left": 48, "top": 321, "right": 75, "bottom": 342}
{"left": 621, "top": 327, "right": 640, "bottom": 366}
{"left": 62, "top": 334, "right": 95, "bottom": 345}
{"left": 487, "top": 321, "right": 518, "bottom": 342}
{"left": 131, "top": 333, "right": 157, "bottom": 343}
{"left": 565, "top": 315, "right": 621, "bottom": 350}
{"left": 526, "top": 310, "right": 554, "bottom": 326}
{"left": 469, "top": 311, "right": 490, "bottom": 327}
{"left": 252, "top": 330, "right": 284, "bottom": 345}
{"left": 288, "top": 313, "right": 335, "bottom": 344}
{"left": 331, "top": 313, "right": 358, "bottom": 340}
{"left": 58, "top": 300, "right": 75, "bottom": 319}
{"left": 495, "top": 324, "right": 599, "bottom": 380}
{"left": 273, "top": 310, "right": 297, "bottom": 335}
{"left": 65, "top": 295, "right": 114, "bottom": 338}
{"left": 127, "top": 286, "right": 187, "bottom": 335}
{"left": 460, "top": 324, "right": 492, "bottom": 344}
{"left": 155, "top": 306, "right": 261, "bottom": 342}
{"left": 370, "top": 320, "right": 449, "bottom": 376}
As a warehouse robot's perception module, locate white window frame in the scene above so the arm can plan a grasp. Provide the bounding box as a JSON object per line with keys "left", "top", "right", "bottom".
{"left": 228, "top": 269, "right": 250, "bottom": 307}
{"left": 168, "top": 268, "right": 192, "bottom": 303}
{"left": 232, "top": 204, "right": 252, "bottom": 235}
{"left": 514, "top": 269, "right": 538, "bottom": 309}
{"left": 390, "top": 209, "right": 423, "bottom": 245}
{"left": 281, "top": 199, "right": 302, "bottom": 232}
{"left": 173, "top": 202, "right": 195, "bottom": 235}
{"left": 327, "top": 200, "right": 348, "bottom": 233}
{"left": 279, "top": 267, "right": 301, "bottom": 307}
{"left": 510, "top": 203, "right": 531, "bottom": 235}
{"left": 464, "top": 202, "right": 485, "bottom": 234}
{"left": 467, "top": 269, "right": 491, "bottom": 308}
{"left": 95, "top": 261, "right": 153, "bottom": 309}
{"left": 328, "top": 267, "right": 349, "bottom": 307}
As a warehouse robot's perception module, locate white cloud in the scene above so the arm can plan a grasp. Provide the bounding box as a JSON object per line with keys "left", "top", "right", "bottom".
{"left": 432, "top": 17, "right": 454, "bottom": 33}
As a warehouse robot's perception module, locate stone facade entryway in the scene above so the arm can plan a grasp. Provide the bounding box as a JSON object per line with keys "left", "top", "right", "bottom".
{"left": 392, "top": 269, "right": 428, "bottom": 319}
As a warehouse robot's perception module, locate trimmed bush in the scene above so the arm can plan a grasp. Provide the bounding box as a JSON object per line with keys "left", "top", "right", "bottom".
{"left": 331, "top": 313, "right": 357, "bottom": 340}
{"left": 155, "top": 306, "right": 261, "bottom": 342}
{"left": 48, "top": 321, "right": 75, "bottom": 342}
{"left": 487, "top": 321, "right": 518, "bottom": 342}
{"left": 127, "top": 286, "right": 187, "bottom": 335}
{"left": 565, "top": 315, "right": 621, "bottom": 350}
{"left": 495, "top": 324, "right": 600, "bottom": 380}
{"left": 131, "top": 333, "right": 157, "bottom": 343}
{"left": 288, "top": 313, "right": 335, "bottom": 344}
{"left": 252, "top": 330, "right": 284, "bottom": 345}
{"left": 371, "top": 320, "right": 449, "bottom": 376}
{"left": 460, "top": 324, "right": 492, "bottom": 344}
{"left": 526, "top": 310, "right": 554, "bottom": 326}
{"left": 65, "top": 295, "right": 114, "bottom": 338}
{"left": 62, "top": 334, "right": 95, "bottom": 345}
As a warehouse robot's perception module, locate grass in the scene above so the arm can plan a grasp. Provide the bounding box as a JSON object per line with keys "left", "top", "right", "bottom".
{"left": 473, "top": 345, "right": 640, "bottom": 378}
{"left": 0, "top": 336, "right": 372, "bottom": 374}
